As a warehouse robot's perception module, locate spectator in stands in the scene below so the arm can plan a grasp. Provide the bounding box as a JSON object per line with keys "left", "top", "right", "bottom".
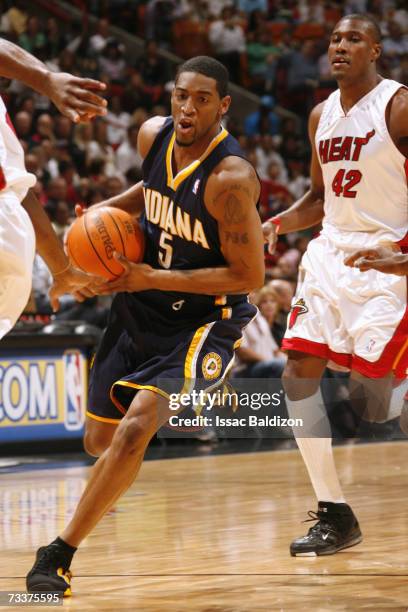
{"left": 136, "top": 40, "right": 169, "bottom": 104}
{"left": 268, "top": 279, "right": 295, "bottom": 346}
{"left": 246, "top": 27, "right": 281, "bottom": 93}
{"left": 73, "top": 122, "right": 95, "bottom": 173}
{"left": 234, "top": 287, "right": 285, "bottom": 379}
{"left": 45, "top": 177, "right": 68, "bottom": 208}
{"left": 382, "top": 21, "right": 408, "bottom": 69}
{"left": 18, "top": 16, "right": 46, "bottom": 55}
{"left": 255, "top": 134, "right": 287, "bottom": 182}
{"left": 14, "top": 110, "right": 32, "bottom": 146}
{"left": 44, "top": 17, "right": 68, "bottom": 61}
{"left": 244, "top": 95, "right": 280, "bottom": 137}
{"left": 106, "top": 95, "right": 131, "bottom": 147}
{"left": 0, "top": 0, "right": 28, "bottom": 37}
{"left": 90, "top": 17, "right": 111, "bottom": 54}
{"left": 98, "top": 39, "right": 127, "bottom": 85}
{"left": 45, "top": 199, "right": 72, "bottom": 242}
{"left": 259, "top": 160, "right": 293, "bottom": 221}
{"left": 144, "top": 0, "right": 176, "bottom": 47}
{"left": 288, "top": 162, "right": 310, "bottom": 200}
{"left": 87, "top": 119, "right": 116, "bottom": 176}
{"left": 286, "top": 39, "right": 319, "bottom": 117}
{"left": 115, "top": 123, "right": 143, "bottom": 175}
{"left": 122, "top": 70, "right": 150, "bottom": 112}
{"left": 31, "top": 112, "right": 55, "bottom": 145}
{"left": 209, "top": 6, "right": 246, "bottom": 83}
{"left": 104, "top": 175, "right": 125, "bottom": 199}
{"left": 237, "top": 0, "right": 268, "bottom": 15}
{"left": 58, "top": 160, "right": 79, "bottom": 208}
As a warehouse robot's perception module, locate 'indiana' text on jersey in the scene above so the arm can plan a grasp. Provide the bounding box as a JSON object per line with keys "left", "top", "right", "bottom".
{"left": 137, "top": 116, "right": 257, "bottom": 320}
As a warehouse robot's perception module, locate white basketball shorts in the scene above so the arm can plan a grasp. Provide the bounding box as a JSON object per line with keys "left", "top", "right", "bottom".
{"left": 282, "top": 233, "right": 408, "bottom": 378}
{"left": 0, "top": 191, "right": 35, "bottom": 339}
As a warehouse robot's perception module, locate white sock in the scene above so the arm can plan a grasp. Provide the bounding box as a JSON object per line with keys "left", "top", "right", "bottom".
{"left": 286, "top": 388, "right": 345, "bottom": 504}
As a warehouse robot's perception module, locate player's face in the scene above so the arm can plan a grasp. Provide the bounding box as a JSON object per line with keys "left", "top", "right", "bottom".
{"left": 328, "top": 19, "right": 381, "bottom": 82}
{"left": 172, "top": 72, "right": 231, "bottom": 147}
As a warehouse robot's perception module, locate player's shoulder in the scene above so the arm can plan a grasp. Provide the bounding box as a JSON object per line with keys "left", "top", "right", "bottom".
{"left": 309, "top": 101, "right": 326, "bottom": 128}
{"left": 137, "top": 115, "right": 168, "bottom": 160}
{"left": 389, "top": 86, "right": 408, "bottom": 113}
{"left": 205, "top": 155, "right": 259, "bottom": 214}
{"left": 209, "top": 155, "right": 258, "bottom": 188}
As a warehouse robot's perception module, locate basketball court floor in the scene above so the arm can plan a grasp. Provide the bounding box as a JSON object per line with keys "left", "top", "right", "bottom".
{"left": 0, "top": 441, "right": 406, "bottom": 610}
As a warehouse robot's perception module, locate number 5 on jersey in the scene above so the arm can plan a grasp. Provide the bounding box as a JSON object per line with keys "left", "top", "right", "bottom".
{"left": 159, "top": 230, "right": 173, "bottom": 268}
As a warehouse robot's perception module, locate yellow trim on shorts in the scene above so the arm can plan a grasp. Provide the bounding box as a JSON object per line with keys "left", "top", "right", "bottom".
{"left": 86, "top": 411, "right": 122, "bottom": 424}
{"left": 222, "top": 307, "right": 232, "bottom": 320}
{"left": 113, "top": 380, "right": 170, "bottom": 400}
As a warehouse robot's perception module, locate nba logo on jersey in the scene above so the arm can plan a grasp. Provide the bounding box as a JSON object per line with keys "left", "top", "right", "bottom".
{"left": 63, "top": 350, "right": 86, "bottom": 431}
{"left": 192, "top": 179, "right": 200, "bottom": 194}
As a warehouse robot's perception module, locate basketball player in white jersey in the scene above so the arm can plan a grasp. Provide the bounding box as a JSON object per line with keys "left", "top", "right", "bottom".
{"left": 263, "top": 14, "right": 408, "bottom": 555}
{"left": 0, "top": 38, "right": 107, "bottom": 339}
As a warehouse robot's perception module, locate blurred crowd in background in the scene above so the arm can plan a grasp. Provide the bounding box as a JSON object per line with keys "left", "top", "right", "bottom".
{"left": 0, "top": 0, "right": 406, "bottom": 437}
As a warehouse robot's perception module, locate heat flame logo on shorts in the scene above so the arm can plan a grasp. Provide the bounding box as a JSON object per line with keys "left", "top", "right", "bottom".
{"left": 288, "top": 298, "right": 308, "bottom": 329}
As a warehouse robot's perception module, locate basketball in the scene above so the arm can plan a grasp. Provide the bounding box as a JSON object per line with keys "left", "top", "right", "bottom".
{"left": 65, "top": 207, "right": 145, "bottom": 280}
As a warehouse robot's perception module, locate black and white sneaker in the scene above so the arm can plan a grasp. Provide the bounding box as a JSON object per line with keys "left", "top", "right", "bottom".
{"left": 290, "top": 501, "right": 362, "bottom": 556}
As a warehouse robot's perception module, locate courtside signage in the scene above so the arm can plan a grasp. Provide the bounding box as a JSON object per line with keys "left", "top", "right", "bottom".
{"left": 0, "top": 349, "right": 87, "bottom": 441}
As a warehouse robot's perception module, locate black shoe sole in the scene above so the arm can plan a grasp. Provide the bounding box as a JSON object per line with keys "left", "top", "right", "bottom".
{"left": 290, "top": 533, "right": 363, "bottom": 557}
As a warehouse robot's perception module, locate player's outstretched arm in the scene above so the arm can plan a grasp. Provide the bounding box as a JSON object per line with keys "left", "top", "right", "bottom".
{"left": 263, "top": 102, "right": 325, "bottom": 254}
{"left": 344, "top": 246, "right": 408, "bottom": 275}
{"left": 95, "top": 158, "right": 265, "bottom": 295}
{"left": 22, "top": 190, "right": 103, "bottom": 310}
{"left": 0, "top": 37, "right": 107, "bottom": 122}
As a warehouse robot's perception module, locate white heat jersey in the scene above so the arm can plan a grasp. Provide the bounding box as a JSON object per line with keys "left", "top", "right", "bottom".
{"left": 0, "top": 95, "right": 36, "bottom": 201}
{"left": 316, "top": 79, "right": 407, "bottom": 250}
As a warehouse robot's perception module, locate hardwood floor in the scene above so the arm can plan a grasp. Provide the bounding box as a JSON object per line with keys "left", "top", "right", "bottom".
{"left": 0, "top": 441, "right": 407, "bottom": 610}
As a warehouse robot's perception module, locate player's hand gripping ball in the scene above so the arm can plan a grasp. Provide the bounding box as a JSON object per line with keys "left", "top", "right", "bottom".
{"left": 66, "top": 206, "right": 145, "bottom": 280}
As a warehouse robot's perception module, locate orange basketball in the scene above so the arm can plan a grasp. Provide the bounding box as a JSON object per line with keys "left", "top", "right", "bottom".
{"left": 65, "top": 206, "right": 145, "bottom": 280}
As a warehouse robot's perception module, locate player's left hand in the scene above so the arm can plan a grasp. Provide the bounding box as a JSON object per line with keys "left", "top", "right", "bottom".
{"left": 93, "top": 253, "right": 154, "bottom": 294}
{"left": 49, "top": 266, "right": 105, "bottom": 311}
{"left": 45, "top": 72, "right": 107, "bottom": 123}
{"left": 344, "top": 246, "right": 408, "bottom": 275}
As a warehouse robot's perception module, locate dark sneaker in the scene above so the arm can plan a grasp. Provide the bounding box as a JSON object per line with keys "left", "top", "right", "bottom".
{"left": 290, "top": 501, "right": 362, "bottom": 556}
{"left": 26, "top": 544, "right": 73, "bottom": 596}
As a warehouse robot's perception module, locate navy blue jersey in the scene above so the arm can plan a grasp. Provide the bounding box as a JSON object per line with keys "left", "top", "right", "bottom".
{"left": 127, "top": 117, "right": 257, "bottom": 325}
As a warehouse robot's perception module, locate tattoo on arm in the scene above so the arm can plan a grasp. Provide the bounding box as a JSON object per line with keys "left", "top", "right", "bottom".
{"left": 224, "top": 193, "right": 248, "bottom": 224}
{"left": 224, "top": 231, "right": 249, "bottom": 244}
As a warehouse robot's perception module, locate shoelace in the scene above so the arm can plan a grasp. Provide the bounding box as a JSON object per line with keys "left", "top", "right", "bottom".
{"left": 303, "top": 510, "right": 337, "bottom": 537}
{"left": 35, "top": 546, "right": 69, "bottom": 575}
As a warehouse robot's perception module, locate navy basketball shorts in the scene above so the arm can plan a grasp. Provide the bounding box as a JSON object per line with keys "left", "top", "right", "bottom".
{"left": 87, "top": 296, "right": 256, "bottom": 423}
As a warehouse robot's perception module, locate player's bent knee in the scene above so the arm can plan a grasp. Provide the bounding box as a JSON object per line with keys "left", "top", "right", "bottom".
{"left": 83, "top": 419, "right": 118, "bottom": 457}
{"left": 114, "top": 413, "right": 157, "bottom": 456}
{"left": 282, "top": 364, "right": 321, "bottom": 401}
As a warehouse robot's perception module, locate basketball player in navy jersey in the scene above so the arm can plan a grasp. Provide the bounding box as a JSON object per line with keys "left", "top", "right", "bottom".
{"left": 26, "top": 56, "right": 265, "bottom": 595}
{"left": 262, "top": 14, "right": 408, "bottom": 556}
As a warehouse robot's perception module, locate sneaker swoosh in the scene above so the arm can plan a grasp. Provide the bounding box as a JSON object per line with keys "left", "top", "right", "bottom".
{"left": 322, "top": 533, "right": 329, "bottom": 541}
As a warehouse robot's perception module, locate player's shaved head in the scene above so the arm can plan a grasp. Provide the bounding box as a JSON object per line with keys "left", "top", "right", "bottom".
{"left": 337, "top": 14, "right": 382, "bottom": 43}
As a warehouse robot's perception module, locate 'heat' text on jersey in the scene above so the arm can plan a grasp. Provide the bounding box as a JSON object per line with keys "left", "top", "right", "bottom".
{"left": 144, "top": 187, "right": 210, "bottom": 249}
{"left": 319, "top": 129, "right": 375, "bottom": 164}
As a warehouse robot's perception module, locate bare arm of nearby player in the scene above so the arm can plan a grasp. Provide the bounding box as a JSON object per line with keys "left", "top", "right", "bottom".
{"left": 75, "top": 116, "right": 167, "bottom": 218}
{"left": 344, "top": 246, "right": 408, "bottom": 275}
{"left": 0, "top": 37, "right": 107, "bottom": 122}
{"left": 263, "top": 102, "right": 325, "bottom": 254}
{"left": 22, "top": 190, "right": 102, "bottom": 310}
{"left": 344, "top": 89, "right": 408, "bottom": 276}
{"left": 96, "top": 157, "right": 265, "bottom": 295}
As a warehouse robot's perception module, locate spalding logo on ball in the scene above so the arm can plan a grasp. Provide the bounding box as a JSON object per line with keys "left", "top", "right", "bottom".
{"left": 65, "top": 206, "right": 145, "bottom": 280}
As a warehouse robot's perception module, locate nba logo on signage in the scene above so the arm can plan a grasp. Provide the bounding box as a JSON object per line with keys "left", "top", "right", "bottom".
{"left": 63, "top": 350, "right": 86, "bottom": 431}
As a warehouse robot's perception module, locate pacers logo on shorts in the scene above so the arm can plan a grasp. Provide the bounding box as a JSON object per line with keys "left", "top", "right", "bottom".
{"left": 202, "top": 352, "right": 222, "bottom": 380}
{"left": 63, "top": 350, "right": 86, "bottom": 431}
{"left": 288, "top": 298, "right": 308, "bottom": 329}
